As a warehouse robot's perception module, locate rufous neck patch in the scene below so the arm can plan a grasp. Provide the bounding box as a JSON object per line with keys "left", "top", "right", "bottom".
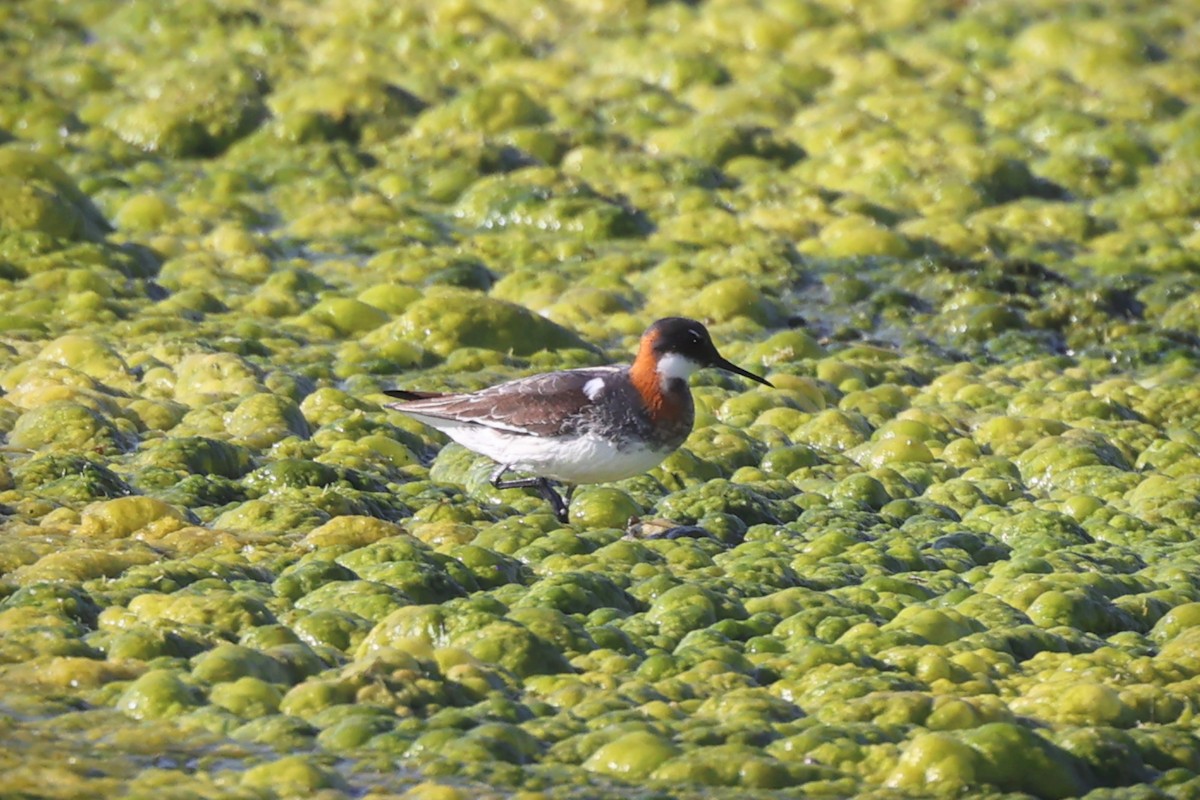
{"left": 630, "top": 332, "right": 685, "bottom": 425}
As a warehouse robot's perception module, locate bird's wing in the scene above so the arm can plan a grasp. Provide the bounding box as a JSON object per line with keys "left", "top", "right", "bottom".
{"left": 385, "top": 366, "right": 624, "bottom": 437}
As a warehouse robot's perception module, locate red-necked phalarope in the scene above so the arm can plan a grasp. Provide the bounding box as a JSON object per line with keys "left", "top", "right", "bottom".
{"left": 385, "top": 317, "right": 773, "bottom": 521}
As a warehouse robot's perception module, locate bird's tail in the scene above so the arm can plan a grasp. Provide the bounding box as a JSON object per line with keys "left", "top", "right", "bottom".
{"left": 384, "top": 389, "right": 446, "bottom": 401}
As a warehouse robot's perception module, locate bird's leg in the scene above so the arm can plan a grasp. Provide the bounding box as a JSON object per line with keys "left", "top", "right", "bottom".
{"left": 489, "top": 464, "right": 544, "bottom": 490}
{"left": 489, "top": 465, "right": 570, "bottom": 522}
{"left": 534, "top": 479, "right": 569, "bottom": 523}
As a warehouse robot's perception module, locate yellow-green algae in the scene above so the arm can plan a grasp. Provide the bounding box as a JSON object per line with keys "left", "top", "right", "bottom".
{"left": 4, "top": 0, "right": 1200, "bottom": 799}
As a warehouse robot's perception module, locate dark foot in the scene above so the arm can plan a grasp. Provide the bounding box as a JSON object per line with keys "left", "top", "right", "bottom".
{"left": 534, "top": 478, "right": 569, "bottom": 522}
{"left": 490, "top": 465, "right": 570, "bottom": 522}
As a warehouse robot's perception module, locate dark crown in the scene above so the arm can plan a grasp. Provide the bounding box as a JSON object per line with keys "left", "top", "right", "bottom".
{"left": 648, "top": 317, "right": 717, "bottom": 362}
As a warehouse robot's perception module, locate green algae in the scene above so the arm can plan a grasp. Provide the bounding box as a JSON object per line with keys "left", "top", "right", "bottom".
{"left": 3, "top": 0, "right": 1200, "bottom": 798}
{"left": 0, "top": 147, "right": 111, "bottom": 244}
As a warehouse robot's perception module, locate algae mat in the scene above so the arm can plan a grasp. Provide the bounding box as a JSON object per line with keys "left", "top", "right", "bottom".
{"left": 3, "top": 0, "right": 1200, "bottom": 798}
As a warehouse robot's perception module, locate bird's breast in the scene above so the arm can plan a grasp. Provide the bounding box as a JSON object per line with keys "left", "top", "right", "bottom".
{"left": 578, "top": 373, "right": 693, "bottom": 452}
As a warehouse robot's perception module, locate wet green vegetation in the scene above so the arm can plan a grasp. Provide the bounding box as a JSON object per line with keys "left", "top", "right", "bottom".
{"left": 3, "top": 0, "right": 1200, "bottom": 798}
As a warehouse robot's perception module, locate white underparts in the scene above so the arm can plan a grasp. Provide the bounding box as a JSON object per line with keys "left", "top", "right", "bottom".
{"left": 411, "top": 414, "right": 671, "bottom": 484}
{"left": 655, "top": 353, "right": 702, "bottom": 390}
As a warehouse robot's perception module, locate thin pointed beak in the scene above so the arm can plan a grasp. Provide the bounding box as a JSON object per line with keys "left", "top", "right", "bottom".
{"left": 713, "top": 356, "right": 773, "bottom": 387}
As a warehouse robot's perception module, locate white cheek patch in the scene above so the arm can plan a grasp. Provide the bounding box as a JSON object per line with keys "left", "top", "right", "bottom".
{"left": 655, "top": 353, "right": 701, "bottom": 386}
{"left": 583, "top": 377, "right": 606, "bottom": 400}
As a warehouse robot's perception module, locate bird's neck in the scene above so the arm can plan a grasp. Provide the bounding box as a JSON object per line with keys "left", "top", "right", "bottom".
{"left": 630, "top": 351, "right": 692, "bottom": 424}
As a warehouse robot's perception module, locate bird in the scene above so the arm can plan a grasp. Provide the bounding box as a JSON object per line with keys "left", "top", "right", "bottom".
{"left": 384, "top": 317, "right": 773, "bottom": 522}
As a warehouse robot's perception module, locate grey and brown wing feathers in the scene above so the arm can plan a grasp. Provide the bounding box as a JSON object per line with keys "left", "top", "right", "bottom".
{"left": 385, "top": 367, "right": 623, "bottom": 437}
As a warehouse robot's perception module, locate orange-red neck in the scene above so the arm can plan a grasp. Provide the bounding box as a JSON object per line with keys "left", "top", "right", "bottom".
{"left": 630, "top": 330, "right": 682, "bottom": 423}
